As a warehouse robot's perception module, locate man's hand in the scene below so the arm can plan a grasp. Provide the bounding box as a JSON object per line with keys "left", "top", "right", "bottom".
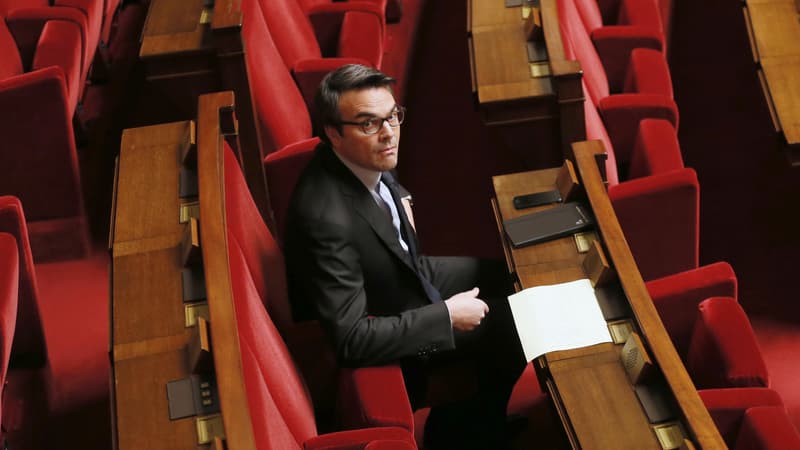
{"left": 444, "top": 287, "right": 489, "bottom": 332}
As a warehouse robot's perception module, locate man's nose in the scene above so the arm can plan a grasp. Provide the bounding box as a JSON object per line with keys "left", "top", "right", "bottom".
{"left": 378, "top": 120, "right": 395, "bottom": 139}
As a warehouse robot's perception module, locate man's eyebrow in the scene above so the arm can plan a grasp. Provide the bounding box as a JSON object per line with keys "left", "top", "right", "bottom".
{"left": 352, "top": 104, "right": 398, "bottom": 119}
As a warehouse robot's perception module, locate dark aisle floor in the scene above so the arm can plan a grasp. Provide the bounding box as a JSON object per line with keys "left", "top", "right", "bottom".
{"left": 669, "top": 0, "right": 800, "bottom": 429}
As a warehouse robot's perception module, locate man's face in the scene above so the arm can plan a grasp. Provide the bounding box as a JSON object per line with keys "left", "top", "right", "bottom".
{"left": 325, "top": 87, "right": 400, "bottom": 172}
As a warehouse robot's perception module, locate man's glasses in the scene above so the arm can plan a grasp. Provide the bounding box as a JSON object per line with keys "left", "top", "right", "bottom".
{"left": 339, "top": 106, "right": 406, "bottom": 135}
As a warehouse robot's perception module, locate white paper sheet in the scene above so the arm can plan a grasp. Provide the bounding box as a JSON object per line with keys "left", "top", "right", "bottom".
{"left": 508, "top": 278, "right": 612, "bottom": 362}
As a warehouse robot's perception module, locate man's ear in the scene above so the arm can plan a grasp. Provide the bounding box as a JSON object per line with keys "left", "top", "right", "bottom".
{"left": 324, "top": 125, "right": 342, "bottom": 148}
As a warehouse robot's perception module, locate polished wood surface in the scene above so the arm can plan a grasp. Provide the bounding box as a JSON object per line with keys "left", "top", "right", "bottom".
{"left": 761, "top": 56, "right": 800, "bottom": 145}
{"left": 469, "top": 0, "right": 585, "bottom": 161}
{"left": 140, "top": 0, "right": 206, "bottom": 55}
{"left": 112, "top": 120, "right": 198, "bottom": 450}
{"left": 744, "top": 0, "right": 800, "bottom": 150}
{"left": 469, "top": 0, "right": 528, "bottom": 29}
{"left": 196, "top": 91, "right": 257, "bottom": 450}
{"left": 492, "top": 142, "right": 726, "bottom": 449}
{"left": 545, "top": 344, "right": 661, "bottom": 449}
{"left": 112, "top": 91, "right": 258, "bottom": 450}
{"left": 114, "top": 351, "right": 196, "bottom": 450}
{"left": 138, "top": 0, "right": 268, "bottom": 221}
{"left": 113, "top": 248, "right": 186, "bottom": 346}
{"left": 573, "top": 141, "right": 725, "bottom": 448}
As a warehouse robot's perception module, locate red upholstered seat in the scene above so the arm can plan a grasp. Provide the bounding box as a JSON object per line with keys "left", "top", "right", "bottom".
{"left": 576, "top": 0, "right": 663, "bottom": 33}
{"left": 0, "top": 232, "right": 20, "bottom": 444}
{"left": 2, "top": 11, "right": 83, "bottom": 112}
{"left": 255, "top": 0, "right": 384, "bottom": 107}
{"left": 734, "top": 406, "right": 800, "bottom": 450}
{"left": 1, "top": 0, "right": 102, "bottom": 94}
{"left": 223, "top": 143, "right": 415, "bottom": 437}
{"left": 583, "top": 89, "right": 697, "bottom": 280}
{"left": 561, "top": 0, "right": 669, "bottom": 98}
{"left": 699, "top": 388, "right": 800, "bottom": 449}
{"left": 242, "top": 0, "right": 315, "bottom": 156}
{"left": 561, "top": 0, "right": 678, "bottom": 158}
{"left": 0, "top": 196, "right": 109, "bottom": 450}
{"left": 647, "top": 263, "right": 769, "bottom": 389}
{"left": 0, "top": 198, "right": 46, "bottom": 367}
{"left": 561, "top": 0, "right": 695, "bottom": 280}
{"left": 298, "top": 0, "right": 400, "bottom": 23}
{"left": 687, "top": 297, "right": 769, "bottom": 389}
{"left": 0, "top": 18, "right": 90, "bottom": 262}
{"left": 264, "top": 137, "right": 319, "bottom": 241}
{"left": 574, "top": 0, "right": 667, "bottom": 74}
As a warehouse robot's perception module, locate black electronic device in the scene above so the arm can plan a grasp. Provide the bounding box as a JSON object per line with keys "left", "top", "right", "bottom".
{"left": 503, "top": 202, "right": 594, "bottom": 248}
{"left": 512, "top": 190, "right": 562, "bottom": 210}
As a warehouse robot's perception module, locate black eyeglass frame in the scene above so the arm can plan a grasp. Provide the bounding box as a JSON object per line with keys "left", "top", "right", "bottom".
{"left": 337, "top": 106, "right": 406, "bottom": 135}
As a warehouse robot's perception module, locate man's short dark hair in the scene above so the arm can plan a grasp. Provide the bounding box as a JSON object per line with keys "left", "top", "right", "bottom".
{"left": 314, "top": 64, "right": 396, "bottom": 144}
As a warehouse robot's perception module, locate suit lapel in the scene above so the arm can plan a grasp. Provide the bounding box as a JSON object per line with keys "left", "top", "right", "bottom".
{"left": 350, "top": 191, "right": 418, "bottom": 271}
{"left": 319, "top": 145, "right": 418, "bottom": 273}
{"left": 381, "top": 173, "right": 419, "bottom": 261}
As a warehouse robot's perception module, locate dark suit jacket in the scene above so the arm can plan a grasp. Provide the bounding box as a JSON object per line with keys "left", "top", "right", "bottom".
{"left": 285, "top": 143, "right": 455, "bottom": 367}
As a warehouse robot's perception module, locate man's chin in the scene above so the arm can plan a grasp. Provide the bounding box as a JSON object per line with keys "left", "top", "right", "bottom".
{"left": 376, "top": 152, "right": 398, "bottom": 170}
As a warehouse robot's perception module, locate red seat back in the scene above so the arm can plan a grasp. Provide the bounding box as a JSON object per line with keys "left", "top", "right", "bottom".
{"left": 0, "top": 197, "right": 46, "bottom": 366}
{"left": 263, "top": 137, "right": 318, "bottom": 242}
{"left": 256, "top": 0, "right": 321, "bottom": 70}
{"left": 559, "top": 0, "right": 610, "bottom": 104}
{"left": 242, "top": 0, "right": 313, "bottom": 155}
{"left": 224, "top": 143, "right": 318, "bottom": 449}
{"left": 687, "top": 297, "right": 769, "bottom": 389}
{"left": 224, "top": 143, "right": 293, "bottom": 332}
{"left": 0, "top": 232, "right": 20, "bottom": 411}
{"left": 0, "top": 20, "right": 23, "bottom": 78}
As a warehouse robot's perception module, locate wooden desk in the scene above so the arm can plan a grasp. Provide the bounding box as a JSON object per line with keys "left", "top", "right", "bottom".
{"left": 492, "top": 141, "right": 726, "bottom": 449}
{"left": 743, "top": 0, "right": 800, "bottom": 160}
{"left": 111, "top": 92, "right": 257, "bottom": 450}
{"left": 137, "top": 0, "right": 269, "bottom": 219}
{"left": 469, "top": 0, "right": 585, "bottom": 166}
{"left": 111, "top": 120, "right": 200, "bottom": 450}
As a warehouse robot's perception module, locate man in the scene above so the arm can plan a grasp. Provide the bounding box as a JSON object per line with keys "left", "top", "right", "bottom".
{"left": 285, "top": 64, "right": 526, "bottom": 449}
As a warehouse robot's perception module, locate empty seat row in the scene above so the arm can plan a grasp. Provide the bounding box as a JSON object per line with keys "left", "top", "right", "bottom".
{"left": 0, "top": 14, "right": 89, "bottom": 261}
{"left": 0, "top": 0, "right": 131, "bottom": 262}
{"left": 0, "top": 0, "right": 120, "bottom": 82}
{"left": 701, "top": 388, "right": 800, "bottom": 449}
{"left": 0, "top": 196, "right": 109, "bottom": 450}
{"left": 555, "top": 0, "right": 799, "bottom": 445}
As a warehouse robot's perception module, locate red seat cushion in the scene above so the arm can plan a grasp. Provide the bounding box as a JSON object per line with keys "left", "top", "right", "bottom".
{"left": 0, "top": 21, "right": 24, "bottom": 79}
{"left": 224, "top": 144, "right": 294, "bottom": 331}
{"left": 0, "top": 232, "right": 20, "bottom": 401}
{"left": 735, "top": 406, "right": 800, "bottom": 450}
{"left": 34, "top": 249, "right": 110, "bottom": 413}
{"left": 687, "top": 297, "right": 769, "bottom": 389}
{"left": 31, "top": 19, "right": 83, "bottom": 112}
{"left": 242, "top": 0, "right": 313, "bottom": 155}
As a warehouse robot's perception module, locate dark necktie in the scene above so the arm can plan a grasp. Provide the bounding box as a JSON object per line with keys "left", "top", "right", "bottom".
{"left": 380, "top": 177, "right": 441, "bottom": 303}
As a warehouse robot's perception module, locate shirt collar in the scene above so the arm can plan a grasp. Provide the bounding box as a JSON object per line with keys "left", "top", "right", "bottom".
{"left": 332, "top": 148, "right": 382, "bottom": 192}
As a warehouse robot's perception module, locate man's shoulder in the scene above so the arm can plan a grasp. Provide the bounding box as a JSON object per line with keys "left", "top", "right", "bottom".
{"left": 289, "top": 148, "right": 351, "bottom": 224}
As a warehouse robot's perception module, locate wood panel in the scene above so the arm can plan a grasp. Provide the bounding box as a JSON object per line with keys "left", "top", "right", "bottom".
{"left": 138, "top": 0, "right": 269, "bottom": 222}
{"left": 114, "top": 122, "right": 190, "bottom": 246}
{"left": 114, "top": 351, "right": 195, "bottom": 450}
{"left": 468, "top": 0, "right": 585, "bottom": 160}
{"left": 470, "top": 0, "right": 526, "bottom": 29}
{"left": 572, "top": 141, "right": 725, "bottom": 449}
{"left": 491, "top": 142, "right": 726, "bottom": 449}
{"left": 196, "top": 91, "right": 257, "bottom": 450}
{"left": 744, "top": 0, "right": 800, "bottom": 152}
{"left": 761, "top": 56, "right": 800, "bottom": 144}
{"left": 112, "top": 247, "right": 186, "bottom": 346}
